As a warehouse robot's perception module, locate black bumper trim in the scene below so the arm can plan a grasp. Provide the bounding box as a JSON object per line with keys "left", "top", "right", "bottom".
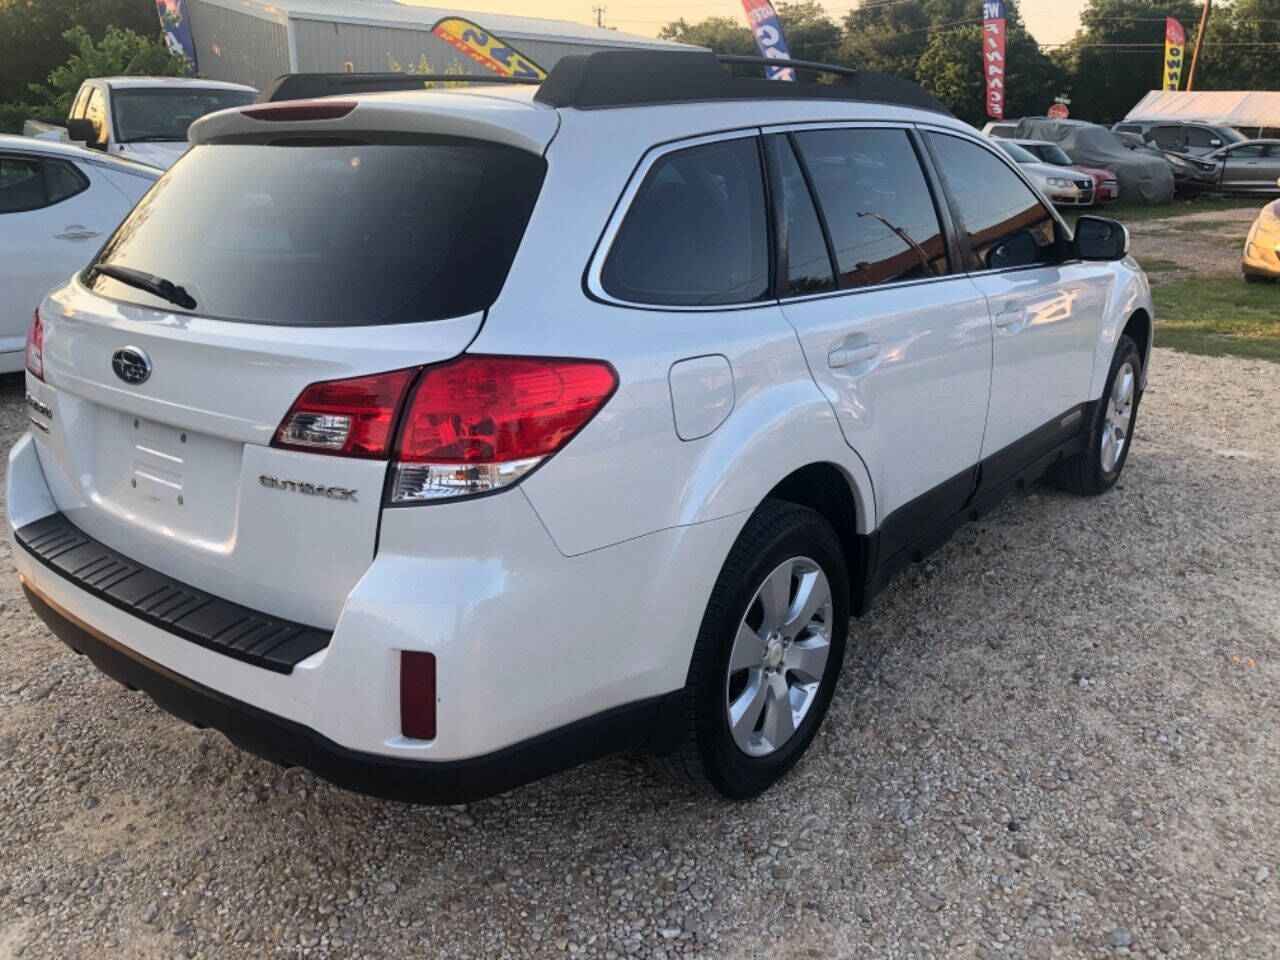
{"left": 15, "top": 513, "right": 330, "bottom": 674}
{"left": 21, "top": 582, "right": 678, "bottom": 804}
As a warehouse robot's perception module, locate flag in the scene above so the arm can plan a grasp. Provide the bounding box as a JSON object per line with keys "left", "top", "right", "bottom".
{"left": 740, "top": 0, "right": 795, "bottom": 81}
{"left": 155, "top": 0, "right": 197, "bottom": 74}
{"left": 982, "top": 0, "right": 1006, "bottom": 120}
{"left": 431, "top": 18, "right": 547, "bottom": 79}
{"left": 1163, "top": 18, "right": 1185, "bottom": 91}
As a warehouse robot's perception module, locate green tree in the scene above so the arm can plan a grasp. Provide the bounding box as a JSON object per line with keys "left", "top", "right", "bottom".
{"left": 658, "top": 15, "right": 756, "bottom": 55}
{"left": 659, "top": 3, "right": 843, "bottom": 67}
{"left": 839, "top": 0, "right": 971, "bottom": 83}
{"left": 1199, "top": 0, "right": 1280, "bottom": 90}
{"left": 0, "top": 0, "right": 157, "bottom": 103}
{"left": 32, "top": 24, "right": 188, "bottom": 115}
{"left": 916, "top": 6, "right": 1065, "bottom": 125}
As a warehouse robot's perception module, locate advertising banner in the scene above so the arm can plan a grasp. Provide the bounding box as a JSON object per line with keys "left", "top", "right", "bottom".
{"left": 740, "top": 0, "right": 796, "bottom": 81}
{"left": 983, "top": 0, "right": 1006, "bottom": 119}
{"left": 1163, "top": 18, "right": 1185, "bottom": 91}
{"left": 155, "top": 0, "right": 197, "bottom": 74}
{"left": 431, "top": 17, "right": 547, "bottom": 79}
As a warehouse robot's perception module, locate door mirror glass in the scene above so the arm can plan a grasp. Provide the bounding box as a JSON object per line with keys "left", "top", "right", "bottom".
{"left": 65, "top": 118, "right": 96, "bottom": 144}
{"left": 1075, "top": 216, "right": 1128, "bottom": 261}
{"left": 987, "top": 231, "right": 1039, "bottom": 270}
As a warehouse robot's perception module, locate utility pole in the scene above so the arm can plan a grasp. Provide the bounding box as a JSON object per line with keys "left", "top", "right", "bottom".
{"left": 1186, "top": 0, "right": 1211, "bottom": 91}
{"left": 593, "top": 4, "right": 606, "bottom": 28}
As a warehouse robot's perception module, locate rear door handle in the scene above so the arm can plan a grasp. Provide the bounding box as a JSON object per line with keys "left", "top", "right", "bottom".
{"left": 828, "top": 342, "right": 880, "bottom": 368}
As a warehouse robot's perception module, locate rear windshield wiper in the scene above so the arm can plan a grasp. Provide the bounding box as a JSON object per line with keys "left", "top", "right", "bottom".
{"left": 93, "top": 264, "right": 197, "bottom": 310}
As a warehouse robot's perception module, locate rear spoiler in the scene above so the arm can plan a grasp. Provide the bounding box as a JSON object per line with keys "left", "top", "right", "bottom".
{"left": 257, "top": 73, "right": 539, "bottom": 103}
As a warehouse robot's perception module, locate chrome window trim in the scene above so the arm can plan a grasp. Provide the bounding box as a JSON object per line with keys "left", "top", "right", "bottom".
{"left": 914, "top": 123, "right": 1084, "bottom": 278}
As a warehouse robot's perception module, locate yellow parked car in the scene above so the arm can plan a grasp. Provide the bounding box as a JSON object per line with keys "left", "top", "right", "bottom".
{"left": 1243, "top": 193, "right": 1280, "bottom": 282}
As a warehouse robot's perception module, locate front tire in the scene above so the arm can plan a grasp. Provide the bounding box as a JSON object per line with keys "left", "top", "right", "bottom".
{"left": 658, "top": 499, "right": 849, "bottom": 800}
{"left": 1044, "top": 334, "right": 1143, "bottom": 496}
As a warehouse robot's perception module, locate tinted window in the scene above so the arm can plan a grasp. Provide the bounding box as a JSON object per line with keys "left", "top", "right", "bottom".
{"left": 793, "top": 128, "right": 948, "bottom": 288}
{"left": 0, "top": 157, "right": 44, "bottom": 213}
{"left": 1151, "top": 125, "right": 1184, "bottom": 150}
{"left": 1230, "top": 144, "right": 1265, "bottom": 158}
{"left": 767, "top": 136, "right": 836, "bottom": 296}
{"left": 1185, "top": 127, "right": 1220, "bottom": 151}
{"left": 997, "top": 140, "right": 1039, "bottom": 164}
{"left": 929, "top": 133, "right": 1066, "bottom": 271}
{"left": 44, "top": 159, "right": 88, "bottom": 204}
{"left": 602, "top": 138, "right": 769, "bottom": 306}
{"left": 87, "top": 140, "right": 546, "bottom": 326}
{"left": 112, "top": 88, "right": 257, "bottom": 143}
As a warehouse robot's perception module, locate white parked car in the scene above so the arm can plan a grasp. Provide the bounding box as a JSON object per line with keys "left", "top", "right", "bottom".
{"left": 0, "top": 136, "right": 157, "bottom": 373}
{"left": 8, "top": 52, "right": 1153, "bottom": 803}
{"left": 26, "top": 76, "right": 258, "bottom": 170}
{"left": 993, "top": 138, "right": 1098, "bottom": 205}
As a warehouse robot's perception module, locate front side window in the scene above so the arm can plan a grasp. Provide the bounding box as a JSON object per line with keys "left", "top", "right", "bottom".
{"left": 792, "top": 128, "right": 949, "bottom": 288}
{"left": 1229, "top": 144, "right": 1265, "bottom": 158}
{"left": 928, "top": 133, "right": 1068, "bottom": 272}
{"left": 112, "top": 88, "right": 257, "bottom": 144}
{"left": 1151, "top": 126, "right": 1184, "bottom": 150}
{"left": 87, "top": 139, "right": 546, "bottom": 326}
{"left": 601, "top": 137, "right": 769, "bottom": 306}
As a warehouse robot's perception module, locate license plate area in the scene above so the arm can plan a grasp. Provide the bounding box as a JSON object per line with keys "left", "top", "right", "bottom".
{"left": 130, "top": 419, "right": 186, "bottom": 506}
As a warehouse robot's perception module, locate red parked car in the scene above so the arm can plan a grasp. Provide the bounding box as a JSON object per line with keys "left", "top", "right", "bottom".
{"left": 1013, "top": 139, "right": 1119, "bottom": 203}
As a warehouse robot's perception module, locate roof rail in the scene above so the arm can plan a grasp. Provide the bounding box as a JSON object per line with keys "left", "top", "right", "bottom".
{"left": 534, "top": 49, "right": 949, "bottom": 115}
{"left": 257, "top": 72, "right": 539, "bottom": 104}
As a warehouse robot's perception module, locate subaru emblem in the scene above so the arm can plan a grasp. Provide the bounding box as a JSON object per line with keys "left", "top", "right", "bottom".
{"left": 111, "top": 346, "right": 152, "bottom": 385}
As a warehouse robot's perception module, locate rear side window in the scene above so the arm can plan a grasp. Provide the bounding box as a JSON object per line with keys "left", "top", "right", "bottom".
{"left": 0, "top": 157, "right": 88, "bottom": 213}
{"left": 601, "top": 137, "right": 769, "bottom": 306}
{"left": 792, "top": 128, "right": 949, "bottom": 288}
{"left": 766, "top": 135, "right": 836, "bottom": 296}
{"left": 86, "top": 139, "right": 546, "bottom": 326}
{"left": 928, "top": 133, "right": 1067, "bottom": 272}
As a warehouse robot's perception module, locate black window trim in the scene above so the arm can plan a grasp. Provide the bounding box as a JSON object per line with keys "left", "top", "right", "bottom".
{"left": 918, "top": 124, "right": 1082, "bottom": 279}
{"left": 585, "top": 126, "right": 783, "bottom": 313}
{"left": 0, "top": 153, "right": 90, "bottom": 214}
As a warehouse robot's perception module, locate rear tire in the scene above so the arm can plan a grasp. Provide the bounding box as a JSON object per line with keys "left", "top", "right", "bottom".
{"left": 1044, "top": 334, "right": 1142, "bottom": 496}
{"left": 658, "top": 499, "right": 849, "bottom": 800}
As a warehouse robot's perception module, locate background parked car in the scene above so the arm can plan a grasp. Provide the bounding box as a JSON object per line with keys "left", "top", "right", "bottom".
{"left": 993, "top": 139, "right": 1097, "bottom": 205}
{"left": 0, "top": 135, "right": 157, "bottom": 372}
{"left": 1207, "top": 140, "right": 1280, "bottom": 194}
{"left": 1112, "top": 120, "right": 1245, "bottom": 157}
{"left": 981, "top": 120, "right": 1021, "bottom": 138}
{"left": 1010, "top": 139, "right": 1119, "bottom": 202}
{"left": 1016, "top": 117, "right": 1174, "bottom": 204}
{"left": 1111, "top": 130, "right": 1220, "bottom": 194}
{"left": 1243, "top": 193, "right": 1280, "bottom": 280}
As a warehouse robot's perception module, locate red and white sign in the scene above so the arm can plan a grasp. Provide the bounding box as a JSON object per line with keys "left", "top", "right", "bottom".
{"left": 983, "top": 0, "right": 1006, "bottom": 120}
{"left": 1047, "top": 102, "right": 1069, "bottom": 119}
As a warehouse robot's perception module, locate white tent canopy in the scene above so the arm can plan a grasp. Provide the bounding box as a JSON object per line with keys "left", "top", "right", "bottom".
{"left": 1126, "top": 90, "right": 1280, "bottom": 132}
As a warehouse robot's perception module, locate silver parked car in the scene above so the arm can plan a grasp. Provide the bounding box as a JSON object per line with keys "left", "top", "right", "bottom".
{"left": 1208, "top": 140, "right": 1280, "bottom": 194}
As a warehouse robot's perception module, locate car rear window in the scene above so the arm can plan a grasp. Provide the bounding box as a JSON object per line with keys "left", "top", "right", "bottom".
{"left": 86, "top": 139, "right": 546, "bottom": 326}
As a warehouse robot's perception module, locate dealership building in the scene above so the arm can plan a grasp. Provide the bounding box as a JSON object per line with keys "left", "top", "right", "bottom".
{"left": 182, "top": 0, "right": 691, "bottom": 91}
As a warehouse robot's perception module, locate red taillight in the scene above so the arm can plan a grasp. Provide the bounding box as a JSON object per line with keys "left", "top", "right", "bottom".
{"left": 389, "top": 355, "right": 617, "bottom": 502}
{"left": 241, "top": 100, "right": 357, "bottom": 122}
{"left": 272, "top": 368, "right": 416, "bottom": 458}
{"left": 399, "top": 651, "right": 437, "bottom": 741}
{"left": 397, "top": 356, "right": 617, "bottom": 463}
{"left": 25, "top": 309, "right": 43, "bottom": 381}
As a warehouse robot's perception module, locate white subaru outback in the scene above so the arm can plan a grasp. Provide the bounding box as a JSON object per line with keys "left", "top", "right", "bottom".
{"left": 8, "top": 52, "right": 1152, "bottom": 803}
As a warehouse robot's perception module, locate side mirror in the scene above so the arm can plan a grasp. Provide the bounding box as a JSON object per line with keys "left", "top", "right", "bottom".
{"left": 1075, "top": 216, "right": 1129, "bottom": 261}
{"left": 65, "top": 117, "right": 100, "bottom": 148}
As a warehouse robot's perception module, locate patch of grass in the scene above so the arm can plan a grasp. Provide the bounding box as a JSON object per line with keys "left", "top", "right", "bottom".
{"left": 1063, "top": 195, "right": 1262, "bottom": 229}
{"left": 1135, "top": 257, "right": 1187, "bottom": 273}
{"left": 1152, "top": 276, "right": 1280, "bottom": 361}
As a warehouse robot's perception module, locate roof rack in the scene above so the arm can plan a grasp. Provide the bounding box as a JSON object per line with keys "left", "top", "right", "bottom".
{"left": 535, "top": 50, "right": 950, "bottom": 115}
{"left": 257, "top": 72, "right": 539, "bottom": 104}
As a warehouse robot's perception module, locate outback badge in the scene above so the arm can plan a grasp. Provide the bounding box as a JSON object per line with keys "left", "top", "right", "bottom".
{"left": 259, "top": 474, "right": 357, "bottom": 502}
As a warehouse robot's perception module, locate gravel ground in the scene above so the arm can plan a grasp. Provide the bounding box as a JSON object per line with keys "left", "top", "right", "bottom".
{"left": 1130, "top": 205, "right": 1263, "bottom": 278}
{"left": 1, "top": 335, "right": 1278, "bottom": 958}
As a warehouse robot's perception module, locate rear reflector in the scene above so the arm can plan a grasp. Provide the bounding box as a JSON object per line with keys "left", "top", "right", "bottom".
{"left": 389, "top": 355, "right": 617, "bottom": 503}
{"left": 399, "top": 651, "right": 437, "bottom": 741}
{"left": 25, "top": 309, "right": 43, "bottom": 381}
{"left": 272, "top": 368, "right": 416, "bottom": 458}
{"left": 242, "top": 100, "right": 357, "bottom": 122}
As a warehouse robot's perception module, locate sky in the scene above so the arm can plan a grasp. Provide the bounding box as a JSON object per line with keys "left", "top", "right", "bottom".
{"left": 404, "top": 0, "right": 1090, "bottom": 47}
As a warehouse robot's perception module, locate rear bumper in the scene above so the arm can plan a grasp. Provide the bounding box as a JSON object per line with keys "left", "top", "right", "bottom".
{"left": 21, "top": 578, "right": 676, "bottom": 804}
